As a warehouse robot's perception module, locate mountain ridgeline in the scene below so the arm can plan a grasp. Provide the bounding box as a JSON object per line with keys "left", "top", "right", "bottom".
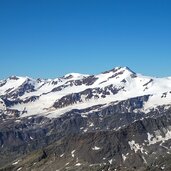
{"left": 0, "top": 67, "right": 171, "bottom": 171}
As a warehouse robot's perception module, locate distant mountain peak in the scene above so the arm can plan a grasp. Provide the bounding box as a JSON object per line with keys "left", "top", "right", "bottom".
{"left": 8, "top": 75, "right": 20, "bottom": 80}
{"left": 64, "top": 73, "right": 89, "bottom": 79}
{"left": 102, "top": 66, "right": 135, "bottom": 75}
{"left": 122, "top": 66, "right": 135, "bottom": 73}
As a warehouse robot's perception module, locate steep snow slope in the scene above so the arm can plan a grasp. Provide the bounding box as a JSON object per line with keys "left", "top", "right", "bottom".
{"left": 0, "top": 67, "right": 171, "bottom": 118}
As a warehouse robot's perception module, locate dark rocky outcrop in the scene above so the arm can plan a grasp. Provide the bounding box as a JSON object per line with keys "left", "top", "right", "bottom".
{"left": 53, "top": 86, "right": 124, "bottom": 109}
{"left": 0, "top": 95, "right": 171, "bottom": 170}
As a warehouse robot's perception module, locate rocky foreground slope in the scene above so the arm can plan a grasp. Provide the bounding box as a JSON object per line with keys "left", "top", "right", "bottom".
{"left": 1, "top": 67, "right": 171, "bottom": 171}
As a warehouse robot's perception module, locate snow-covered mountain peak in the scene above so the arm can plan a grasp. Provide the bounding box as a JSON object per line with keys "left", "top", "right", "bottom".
{"left": 8, "top": 75, "right": 20, "bottom": 80}
{"left": 0, "top": 67, "right": 171, "bottom": 118}
{"left": 63, "top": 73, "right": 89, "bottom": 80}
{"left": 102, "top": 66, "right": 135, "bottom": 74}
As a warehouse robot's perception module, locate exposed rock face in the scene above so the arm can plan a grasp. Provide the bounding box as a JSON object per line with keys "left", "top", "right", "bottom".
{"left": 0, "top": 96, "right": 171, "bottom": 170}
{"left": 7, "top": 81, "right": 35, "bottom": 99}
{"left": 53, "top": 86, "right": 124, "bottom": 109}
{"left": 1, "top": 108, "right": 171, "bottom": 171}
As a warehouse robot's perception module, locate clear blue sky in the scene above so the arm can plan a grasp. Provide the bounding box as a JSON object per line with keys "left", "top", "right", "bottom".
{"left": 0, "top": 0, "right": 171, "bottom": 79}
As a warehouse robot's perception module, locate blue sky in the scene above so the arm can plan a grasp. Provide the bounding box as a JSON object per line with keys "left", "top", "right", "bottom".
{"left": 0, "top": 0, "right": 171, "bottom": 79}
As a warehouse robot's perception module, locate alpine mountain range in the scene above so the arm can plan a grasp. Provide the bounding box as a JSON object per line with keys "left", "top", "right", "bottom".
{"left": 1, "top": 66, "right": 171, "bottom": 171}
